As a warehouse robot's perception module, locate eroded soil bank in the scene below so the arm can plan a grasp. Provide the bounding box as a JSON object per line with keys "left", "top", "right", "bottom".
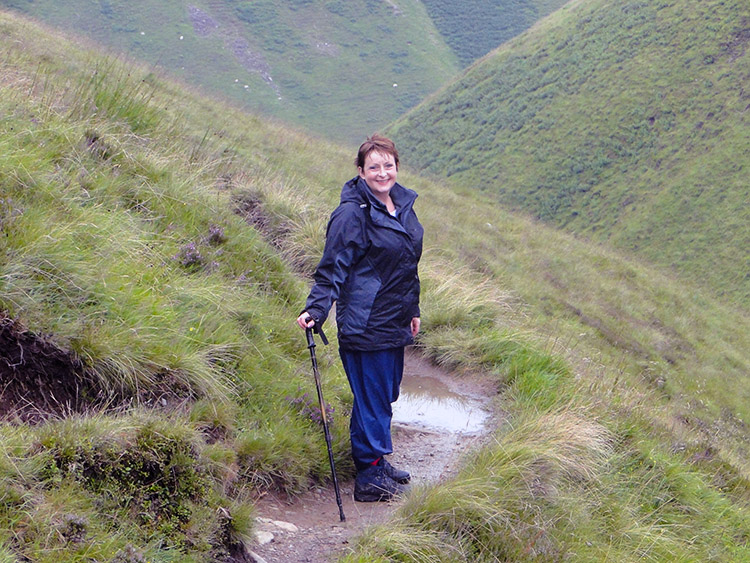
{"left": 0, "top": 315, "right": 189, "bottom": 423}
{"left": 0, "top": 314, "right": 95, "bottom": 422}
{"left": 250, "top": 348, "right": 499, "bottom": 563}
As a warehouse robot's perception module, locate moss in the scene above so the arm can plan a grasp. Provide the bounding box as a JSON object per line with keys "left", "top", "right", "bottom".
{"left": 37, "top": 421, "right": 209, "bottom": 538}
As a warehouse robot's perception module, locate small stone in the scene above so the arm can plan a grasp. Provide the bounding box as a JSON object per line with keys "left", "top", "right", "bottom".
{"left": 248, "top": 550, "right": 269, "bottom": 563}
{"left": 253, "top": 530, "right": 274, "bottom": 545}
{"left": 272, "top": 520, "right": 299, "bottom": 533}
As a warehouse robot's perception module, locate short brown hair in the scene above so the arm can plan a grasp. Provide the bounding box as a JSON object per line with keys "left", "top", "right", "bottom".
{"left": 355, "top": 134, "right": 400, "bottom": 170}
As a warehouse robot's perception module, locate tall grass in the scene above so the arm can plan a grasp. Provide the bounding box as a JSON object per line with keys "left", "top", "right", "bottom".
{"left": 419, "top": 255, "right": 513, "bottom": 332}
{"left": 0, "top": 13, "right": 356, "bottom": 560}
{"left": 344, "top": 386, "right": 750, "bottom": 561}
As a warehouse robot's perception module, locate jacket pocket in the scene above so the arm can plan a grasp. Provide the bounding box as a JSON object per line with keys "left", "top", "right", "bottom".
{"left": 340, "top": 273, "right": 381, "bottom": 336}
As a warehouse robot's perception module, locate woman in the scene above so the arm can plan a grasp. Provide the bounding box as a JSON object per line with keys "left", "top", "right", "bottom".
{"left": 297, "top": 134, "right": 423, "bottom": 502}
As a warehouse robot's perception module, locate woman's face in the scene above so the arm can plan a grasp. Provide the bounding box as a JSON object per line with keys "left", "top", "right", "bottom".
{"left": 359, "top": 150, "right": 397, "bottom": 200}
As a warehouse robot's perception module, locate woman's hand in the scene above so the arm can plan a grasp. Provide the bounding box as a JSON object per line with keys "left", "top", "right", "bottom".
{"left": 297, "top": 311, "right": 315, "bottom": 329}
{"left": 410, "top": 317, "right": 421, "bottom": 338}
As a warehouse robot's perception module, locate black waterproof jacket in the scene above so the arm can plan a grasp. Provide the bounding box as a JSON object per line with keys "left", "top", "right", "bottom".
{"left": 305, "top": 176, "right": 423, "bottom": 351}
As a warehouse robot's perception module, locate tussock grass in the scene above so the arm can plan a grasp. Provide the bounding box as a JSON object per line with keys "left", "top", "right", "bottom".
{"left": 346, "top": 406, "right": 750, "bottom": 561}
{"left": 0, "top": 412, "right": 256, "bottom": 562}
{"left": 344, "top": 410, "right": 614, "bottom": 561}
{"left": 0, "top": 12, "right": 356, "bottom": 559}
{"left": 420, "top": 254, "right": 513, "bottom": 331}
{"left": 230, "top": 168, "right": 329, "bottom": 273}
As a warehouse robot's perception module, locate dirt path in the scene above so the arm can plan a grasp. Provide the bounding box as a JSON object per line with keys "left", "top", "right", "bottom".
{"left": 248, "top": 349, "right": 498, "bottom": 563}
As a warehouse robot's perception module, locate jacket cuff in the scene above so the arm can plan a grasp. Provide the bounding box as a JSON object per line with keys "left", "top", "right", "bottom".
{"left": 304, "top": 307, "right": 327, "bottom": 326}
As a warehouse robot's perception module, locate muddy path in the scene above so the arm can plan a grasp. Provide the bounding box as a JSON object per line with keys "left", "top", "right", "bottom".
{"left": 249, "top": 349, "right": 499, "bottom": 563}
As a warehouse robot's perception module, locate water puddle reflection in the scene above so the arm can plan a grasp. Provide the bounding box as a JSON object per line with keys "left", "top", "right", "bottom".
{"left": 393, "top": 372, "right": 489, "bottom": 434}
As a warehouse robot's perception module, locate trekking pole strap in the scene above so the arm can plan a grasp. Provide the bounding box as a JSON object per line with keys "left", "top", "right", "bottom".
{"left": 305, "top": 324, "right": 329, "bottom": 347}
{"left": 314, "top": 323, "right": 329, "bottom": 346}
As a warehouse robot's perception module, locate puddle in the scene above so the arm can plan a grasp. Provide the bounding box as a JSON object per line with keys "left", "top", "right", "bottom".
{"left": 393, "top": 371, "right": 490, "bottom": 434}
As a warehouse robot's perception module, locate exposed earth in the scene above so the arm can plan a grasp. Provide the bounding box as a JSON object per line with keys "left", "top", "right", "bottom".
{"left": 248, "top": 349, "right": 499, "bottom": 563}
{"left": 0, "top": 314, "right": 191, "bottom": 422}
{"left": 0, "top": 314, "right": 96, "bottom": 422}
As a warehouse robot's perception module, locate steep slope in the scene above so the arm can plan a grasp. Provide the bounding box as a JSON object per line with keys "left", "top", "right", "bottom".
{"left": 0, "top": 0, "right": 459, "bottom": 144}
{"left": 421, "top": 0, "right": 569, "bottom": 66}
{"left": 389, "top": 0, "right": 750, "bottom": 306}
{"left": 3, "top": 8, "right": 750, "bottom": 562}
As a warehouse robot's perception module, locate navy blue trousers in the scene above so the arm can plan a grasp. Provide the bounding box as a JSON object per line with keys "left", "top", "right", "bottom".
{"left": 339, "top": 346, "right": 404, "bottom": 469}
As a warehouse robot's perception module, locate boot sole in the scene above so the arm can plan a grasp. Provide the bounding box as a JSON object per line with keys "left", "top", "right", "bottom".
{"left": 354, "top": 483, "right": 405, "bottom": 502}
{"left": 354, "top": 491, "right": 395, "bottom": 502}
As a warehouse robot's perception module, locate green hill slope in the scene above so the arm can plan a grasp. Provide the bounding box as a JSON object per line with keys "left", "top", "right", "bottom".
{"left": 0, "top": 0, "right": 459, "bottom": 144}
{"left": 3, "top": 9, "right": 750, "bottom": 562}
{"left": 421, "top": 0, "right": 569, "bottom": 66}
{"left": 388, "top": 0, "right": 750, "bottom": 306}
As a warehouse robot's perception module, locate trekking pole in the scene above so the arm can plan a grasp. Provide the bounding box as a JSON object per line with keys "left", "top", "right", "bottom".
{"left": 306, "top": 326, "right": 346, "bottom": 522}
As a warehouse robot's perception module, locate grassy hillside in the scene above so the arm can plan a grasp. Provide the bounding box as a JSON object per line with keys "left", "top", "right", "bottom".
{"left": 388, "top": 0, "right": 750, "bottom": 307}
{"left": 0, "top": 0, "right": 459, "bottom": 144}
{"left": 3, "top": 8, "right": 750, "bottom": 562}
{"left": 421, "top": 0, "right": 569, "bottom": 66}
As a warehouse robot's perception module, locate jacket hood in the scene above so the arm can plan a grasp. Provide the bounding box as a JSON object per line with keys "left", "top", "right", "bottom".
{"left": 340, "top": 176, "right": 417, "bottom": 210}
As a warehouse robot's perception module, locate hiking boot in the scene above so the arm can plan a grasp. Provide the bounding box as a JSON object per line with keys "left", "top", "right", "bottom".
{"left": 354, "top": 465, "right": 407, "bottom": 502}
{"left": 378, "top": 457, "right": 411, "bottom": 484}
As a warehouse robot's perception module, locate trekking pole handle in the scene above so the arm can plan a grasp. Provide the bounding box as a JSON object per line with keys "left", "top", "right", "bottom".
{"left": 305, "top": 323, "right": 328, "bottom": 347}
{"left": 306, "top": 327, "right": 316, "bottom": 349}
